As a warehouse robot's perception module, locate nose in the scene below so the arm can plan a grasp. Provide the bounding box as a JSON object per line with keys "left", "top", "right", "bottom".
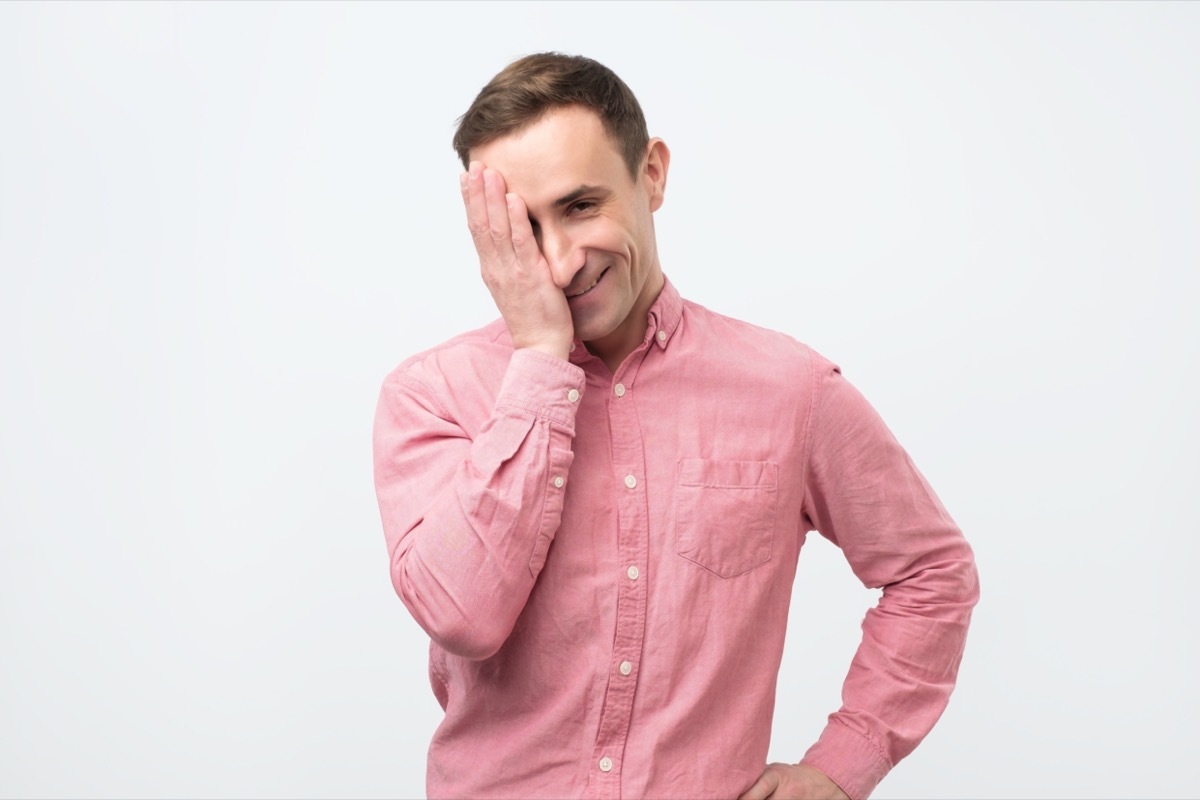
{"left": 539, "top": 225, "right": 585, "bottom": 290}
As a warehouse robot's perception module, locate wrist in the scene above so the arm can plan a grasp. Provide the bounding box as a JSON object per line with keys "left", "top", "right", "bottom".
{"left": 516, "top": 340, "right": 571, "bottom": 362}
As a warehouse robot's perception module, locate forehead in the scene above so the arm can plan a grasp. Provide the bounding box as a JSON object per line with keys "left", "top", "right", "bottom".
{"left": 470, "top": 106, "right": 630, "bottom": 205}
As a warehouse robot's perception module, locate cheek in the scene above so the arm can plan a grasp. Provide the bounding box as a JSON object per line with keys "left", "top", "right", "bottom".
{"left": 579, "top": 219, "right": 633, "bottom": 257}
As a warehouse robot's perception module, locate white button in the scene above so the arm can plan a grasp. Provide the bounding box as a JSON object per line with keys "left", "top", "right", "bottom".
{"left": 624, "top": 474, "right": 637, "bottom": 489}
{"left": 567, "top": 388, "right": 580, "bottom": 403}
{"left": 619, "top": 660, "right": 633, "bottom": 676}
{"left": 598, "top": 757, "right": 613, "bottom": 773}
{"left": 657, "top": 330, "right": 667, "bottom": 343}
{"left": 614, "top": 383, "right": 626, "bottom": 397}
{"left": 553, "top": 476, "right": 564, "bottom": 489}
{"left": 627, "top": 565, "right": 640, "bottom": 580}
{"left": 569, "top": 342, "right": 577, "bottom": 352}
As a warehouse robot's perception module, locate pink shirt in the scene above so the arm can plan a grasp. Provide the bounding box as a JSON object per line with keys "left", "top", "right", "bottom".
{"left": 373, "top": 278, "right": 978, "bottom": 800}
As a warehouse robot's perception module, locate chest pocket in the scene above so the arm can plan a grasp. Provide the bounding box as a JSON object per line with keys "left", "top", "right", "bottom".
{"left": 674, "top": 459, "right": 778, "bottom": 578}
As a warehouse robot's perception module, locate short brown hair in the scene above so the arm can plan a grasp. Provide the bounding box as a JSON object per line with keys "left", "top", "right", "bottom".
{"left": 453, "top": 52, "right": 649, "bottom": 177}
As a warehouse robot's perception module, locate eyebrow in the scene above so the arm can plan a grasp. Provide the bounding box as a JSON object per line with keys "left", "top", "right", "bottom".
{"left": 552, "top": 185, "right": 610, "bottom": 208}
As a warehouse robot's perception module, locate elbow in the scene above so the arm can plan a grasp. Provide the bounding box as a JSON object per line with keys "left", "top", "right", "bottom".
{"left": 965, "top": 555, "right": 981, "bottom": 608}
{"left": 952, "top": 542, "right": 981, "bottom": 610}
{"left": 389, "top": 555, "right": 515, "bottom": 661}
{"left": 938, "top": 546, "right": 981, "bottom": 614}
{"left": 946, "top": 550, "right": 981, "bottom": 627}
{"left": 400, "top": 591, "right": 512, "bottom": 660}
{"left": 431, "top": 618, "right": 510, "bottom": 661}
{"left": 882, "top": 542, "right": 980, "bottom": 619}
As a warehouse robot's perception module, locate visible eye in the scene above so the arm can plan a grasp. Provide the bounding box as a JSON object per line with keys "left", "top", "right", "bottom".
{"left": 568, "top": 200, "right": 596, "bottom": 215}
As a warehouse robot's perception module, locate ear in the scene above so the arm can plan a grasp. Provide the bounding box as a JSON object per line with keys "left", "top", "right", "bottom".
{"left": 641, "top": 138, "right": 670, "bottom": 212}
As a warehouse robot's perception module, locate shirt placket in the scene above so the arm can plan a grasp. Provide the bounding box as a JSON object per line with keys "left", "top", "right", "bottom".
{"left": 584, "top": 356, "right": 652, "bottom": 800}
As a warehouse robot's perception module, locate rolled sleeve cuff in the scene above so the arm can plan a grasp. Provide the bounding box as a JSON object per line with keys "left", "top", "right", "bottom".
{"left": 494, "top": 348, "right": 586, "bottom": 430}
{"left": 799, "top": 719, "right": 891, "bottom": 800}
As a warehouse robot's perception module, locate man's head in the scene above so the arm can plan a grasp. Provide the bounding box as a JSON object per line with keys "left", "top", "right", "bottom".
{"left": 453, "top": 52, "right": 649, "bottom": 179}
{"left": 456, "top": 54, "right": 670, "bottom": 368}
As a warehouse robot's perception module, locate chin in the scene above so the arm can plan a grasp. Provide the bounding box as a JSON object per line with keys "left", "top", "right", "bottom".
{"left": 573, "top": 317, "right": 619, "bottom": 344}
{"left": 575, "top": 325, "right": 610, "bottom": 344}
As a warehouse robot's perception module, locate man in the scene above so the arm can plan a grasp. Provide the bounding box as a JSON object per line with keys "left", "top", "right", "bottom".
{"left": 373, "top": 53, "right": 978, "bottom": 800}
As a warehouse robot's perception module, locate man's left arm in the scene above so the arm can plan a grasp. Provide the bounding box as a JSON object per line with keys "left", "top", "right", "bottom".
{"left": 778, "top": 355, "right": 980, "bottom": 800}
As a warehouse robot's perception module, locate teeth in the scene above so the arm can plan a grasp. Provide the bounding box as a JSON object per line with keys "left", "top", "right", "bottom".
{"left": 568, "top": 275, "right": 600, "bottom": 298}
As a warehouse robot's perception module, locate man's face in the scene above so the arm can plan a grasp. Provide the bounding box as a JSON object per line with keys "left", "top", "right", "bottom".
{"left": 470, "top": 106, "right": 668, "bottom": 361}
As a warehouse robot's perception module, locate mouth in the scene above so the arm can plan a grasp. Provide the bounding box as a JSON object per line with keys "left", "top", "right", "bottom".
{"left": 566, "top": 267, "right": 610, "bottom": 300}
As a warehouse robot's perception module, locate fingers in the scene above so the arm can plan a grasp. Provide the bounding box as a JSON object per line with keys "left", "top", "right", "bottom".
{"left": 483, "top": 167, "right": 512, "bottom": 245}
{"left": 463, "top": 161, "right": 528, "bottom": 273}
{"left": 462, "top": 162, "right": 500, "bottom": 256}
{"left": 505, "top": 192, "right": 542, "bottom": 267}
{"left": 737, "top": 766, "right": 780, "bottom": 800}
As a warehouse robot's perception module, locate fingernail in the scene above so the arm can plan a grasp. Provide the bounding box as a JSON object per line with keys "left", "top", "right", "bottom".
{"left": 469, "top": 161, "right": 481, "bottom": 177}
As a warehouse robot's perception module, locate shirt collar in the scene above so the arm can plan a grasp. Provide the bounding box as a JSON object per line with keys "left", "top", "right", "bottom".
{"left": 646, "top": 274, "right": 682, "bottom": 351}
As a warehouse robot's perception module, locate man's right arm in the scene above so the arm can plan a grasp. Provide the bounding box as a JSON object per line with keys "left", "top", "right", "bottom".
{"left": 373, "top": 160, "right": 579, "bottom": 660}
{"left": 372, "top": 347, "right": 583, "bottom": 660}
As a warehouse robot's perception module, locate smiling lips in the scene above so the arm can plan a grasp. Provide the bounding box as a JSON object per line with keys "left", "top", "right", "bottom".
{"left": 566, "top": 267, "right": 610, "bottom": 300}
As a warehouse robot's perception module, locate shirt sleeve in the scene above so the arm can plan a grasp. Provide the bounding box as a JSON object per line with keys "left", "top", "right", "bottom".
{"left": 797, "top": 356, "right": 980, "bottom": 800}
{"left": 372, "top": 347, "right": 585, "bottom": 661}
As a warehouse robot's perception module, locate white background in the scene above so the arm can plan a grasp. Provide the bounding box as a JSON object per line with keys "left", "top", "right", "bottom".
{"left": 2, "top": 2, "right": 1197, "bottom": 798}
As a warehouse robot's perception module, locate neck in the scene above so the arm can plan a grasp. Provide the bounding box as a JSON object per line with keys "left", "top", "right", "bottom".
{"left": 586, "top": 269, "right": 665, "bottom": 374}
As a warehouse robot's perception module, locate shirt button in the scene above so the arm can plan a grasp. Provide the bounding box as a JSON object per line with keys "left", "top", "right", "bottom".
{"left": 567, "top": 388, "right": 580, "bottom": 403}
{"left": 627, "top": 565, "right": 640, "bottom": 581}
{"left": 553, "top": 476, "right": 564, "bottom": 489}
{"left": 614, "top": 383, "right": 626, "bottom": 397}
{"left": 569, "top": 342, "right": 577, "bottom": 352}
{"left": 624, "top": 474, "right": 637, "bottom": 489}
{"left": 657, "top": 329, "right": 667, "bottom": 343}
{"left": 598, "top": 757, "right": 613, "bottom": 773}
{"left": 619, "top": 660, "right": 633, "bottom": 676}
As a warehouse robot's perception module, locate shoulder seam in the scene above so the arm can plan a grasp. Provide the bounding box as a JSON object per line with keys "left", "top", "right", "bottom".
{"left": 390, "top": 368, "right": 453, "bottom": 421}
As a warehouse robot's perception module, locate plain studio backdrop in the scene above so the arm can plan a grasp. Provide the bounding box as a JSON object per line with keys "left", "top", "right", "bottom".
{"left": 1, "top": 2, "right": 1197, "bottom": 798}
